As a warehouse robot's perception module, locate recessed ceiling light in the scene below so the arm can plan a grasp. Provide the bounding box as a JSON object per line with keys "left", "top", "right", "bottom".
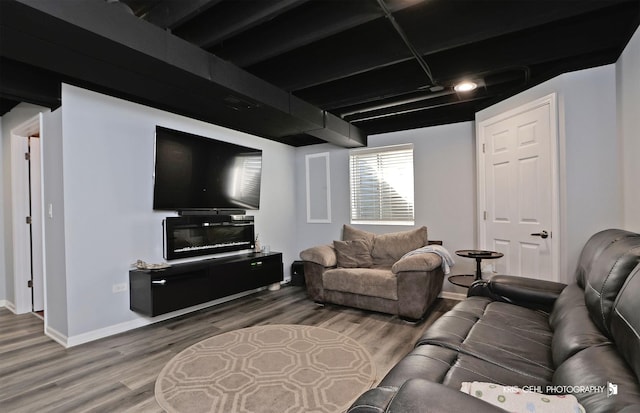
{"left": 454, "top": 81, "right": 477, "bottom": 92}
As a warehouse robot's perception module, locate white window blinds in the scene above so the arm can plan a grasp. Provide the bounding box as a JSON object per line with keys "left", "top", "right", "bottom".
{"left": 349, "top": 144, "right": 415, "bottom": 225}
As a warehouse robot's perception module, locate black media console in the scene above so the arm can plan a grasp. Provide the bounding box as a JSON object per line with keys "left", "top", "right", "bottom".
{"left": 129, "top": 251, "right": 283, "bottom": 317}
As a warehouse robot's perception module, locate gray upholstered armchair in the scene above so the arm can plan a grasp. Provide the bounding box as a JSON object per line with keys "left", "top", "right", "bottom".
{"left": 299, "top": 225, "right": 446, "bottom": 320}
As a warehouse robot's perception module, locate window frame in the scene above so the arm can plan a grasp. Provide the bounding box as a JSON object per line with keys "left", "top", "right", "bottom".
{"left": 349, "top": 143, "right": 415, "bottom": 226}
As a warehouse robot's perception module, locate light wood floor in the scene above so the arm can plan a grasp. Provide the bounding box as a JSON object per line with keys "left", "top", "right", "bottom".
{"left": 0, "top": 285, "right": 455, "bottom": 413}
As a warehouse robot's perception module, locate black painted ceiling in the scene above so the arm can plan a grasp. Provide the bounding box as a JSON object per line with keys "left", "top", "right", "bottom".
{"left": 1, "top": 0, "right": 639, "bottom": 146}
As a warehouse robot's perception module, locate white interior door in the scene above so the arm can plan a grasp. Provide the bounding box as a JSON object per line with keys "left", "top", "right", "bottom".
{"left": 11, "top": 115, "right": 45, "bottom": 314}
{"left": 11, "top": 132, "right": 32, "bottom": 314}
{"left": 478, "top": 94, "right": 559, "bottom": 281}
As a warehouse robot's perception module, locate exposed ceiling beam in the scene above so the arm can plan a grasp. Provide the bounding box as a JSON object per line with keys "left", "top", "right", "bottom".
{"left": 248, "top": 0, "right": 635, "bottom": 92}
{"left": 426, "top": 7, "right": 637, "bottom": 80}
{"left": 142, "top": 0, "right": 222, "bottom": 30}
{"left": 174, "top": 0, "right": 312, "bottom": 49}
{"left": 0, "top": 0, "right": 366, "bottom": 147}
{"left": 212, "top": 0, "right": 425, "bottom": 68}
{"left": 3, "top": 0, "right": 636, "bottom": 142}
{"left": 354, "top": 99, "right": 481, "bottom": 135}
{"left": 249, "top": 18, "right": 411, "bottom": 91}
{"left": 0, "top": 57, "right": 61, "bottom": 111}
{"left": 294, "top": 2, "right": 636, "bottom": 112}
{"left": 397, "top": 0, "right": 627, "bottom": 55}
{"left": 0, "top": 98, "right": 20, "bottom": 115}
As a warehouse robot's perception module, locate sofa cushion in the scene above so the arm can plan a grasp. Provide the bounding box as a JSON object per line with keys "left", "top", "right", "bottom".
{"left": 549, "top": 283, "right": 586, "bottom": 329}
{"left": 371, "top": 226, "right": 428, "bottom": 267}
{"left": 351, "top": 379, "right": 509, "bottom": 413}
{"left": 417, "top": 297, "right": 492, "bottom": 347}
{"left": 442, "top": 346, "right": 549, "bottom": 389}
{"left": 383, "top": 343, "right": 552, "bottom": 391}
{"left": 582, "top": 238, "right": 640, "bottom": 336}
{"left": 462, "top": 302, "right": 553, "bottom": 379}
{"left": 322, "top": 268, "right": 398, "bottom": 300}
{"left": 610, "top": 263, "right": 640, "bottom": 382}
{"left": 413, "top": 297, "right": 555, "bottom": 391}
{"left": 550, "top": 284, "right": 611, "bottom": 367}
{"left": 342, "top": 224, "right": 376, "bottom": 244}
{"left": 333, "top": 239, "right": 373, "bottom": 268}
{"left": 379, "top": 344, "right": 466, "bottom": 387}
{"left": 575, "top": 229, "right": 639, "bottom": 288}
{"left": 552, "top": 344, "right": 640, "bottom": 413}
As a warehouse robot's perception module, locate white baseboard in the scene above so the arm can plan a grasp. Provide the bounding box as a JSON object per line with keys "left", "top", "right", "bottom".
{"left": 1, "top": 300, "right": 17, "bottom": 313}
{"left": 45, "top": 325, "right": 70, "bottom": 347}
{"left": 439, "top": 290, "right": 466, "bottom": 301}
{"left": 55, "top": 287, "right": 264, "bottom": 348}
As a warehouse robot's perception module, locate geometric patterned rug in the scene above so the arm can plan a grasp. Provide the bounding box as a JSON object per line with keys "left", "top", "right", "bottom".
{"left": 155, "top": 325, "right": 376, "bottom": 413}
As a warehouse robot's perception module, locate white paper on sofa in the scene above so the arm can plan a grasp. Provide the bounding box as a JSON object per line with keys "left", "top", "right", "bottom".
{"left": 460, "top": 381, "right": 586, "bottom": 413}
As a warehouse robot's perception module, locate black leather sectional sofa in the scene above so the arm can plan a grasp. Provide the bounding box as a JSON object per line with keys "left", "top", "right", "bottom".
{"left": 348, "top": 229, "right": 640, "bottom": 413}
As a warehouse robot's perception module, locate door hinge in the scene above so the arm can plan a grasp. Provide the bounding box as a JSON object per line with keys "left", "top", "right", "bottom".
{"left": 483, "top": 211, "right": 487, "bottom": 220}
{"left": 26, "top": 216, "right": 32, "bottom": 224}
{"left": 482, "top": 143, "right": 486, "bottom": 153}
{"left": 25, "top": 152, "right": 31, "bottom": 161}
{"left": 27, "top": 280, "right": 33, "bottom": 288}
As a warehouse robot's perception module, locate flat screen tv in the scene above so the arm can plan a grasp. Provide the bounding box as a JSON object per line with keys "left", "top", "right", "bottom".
{"left": 153, "top": 126, "right": 262, "bottom": 211}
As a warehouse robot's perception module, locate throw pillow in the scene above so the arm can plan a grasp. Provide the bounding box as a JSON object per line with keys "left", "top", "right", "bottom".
{"left": 333, "top": 239, "right": 373, "bottom": 268}
{"left": 342, "top": 224, "right": 376, "bottom": 244}
{"left": 371, "top": 226, "right": 427, "bottom": 266}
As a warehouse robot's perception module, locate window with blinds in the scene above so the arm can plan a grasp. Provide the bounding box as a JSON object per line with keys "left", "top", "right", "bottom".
{"left": 349, "top": 143, "right": 415, "bottom": 225}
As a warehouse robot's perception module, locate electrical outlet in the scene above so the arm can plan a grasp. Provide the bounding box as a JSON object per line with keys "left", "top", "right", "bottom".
{"left": 112, "top": 283, "right": 128, "bottom": 293}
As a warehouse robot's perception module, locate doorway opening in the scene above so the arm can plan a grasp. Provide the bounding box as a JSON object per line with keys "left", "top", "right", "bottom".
{"left": 11, "top": 115, "right": 46, "bottom": 320}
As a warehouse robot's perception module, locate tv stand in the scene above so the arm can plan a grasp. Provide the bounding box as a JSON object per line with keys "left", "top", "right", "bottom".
{"left": 129, "top": 252, "right": 283, "bottom": 317}
{"left": 178, "top": 209, "right": 246, "bottom": 216}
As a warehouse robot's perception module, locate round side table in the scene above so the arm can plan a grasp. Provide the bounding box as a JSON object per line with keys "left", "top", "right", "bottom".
{"left": 448, "top": 249, "right": 504, "bottom": 288}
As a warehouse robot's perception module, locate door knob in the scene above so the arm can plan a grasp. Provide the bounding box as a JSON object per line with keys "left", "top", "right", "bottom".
{"left": 531, "top": 230, "right": 549, "bottom": 239}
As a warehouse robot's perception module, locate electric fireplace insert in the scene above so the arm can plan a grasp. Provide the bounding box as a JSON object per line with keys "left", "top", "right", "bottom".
{"left": 163, "top": 215, "right": 255, "bottom": 260}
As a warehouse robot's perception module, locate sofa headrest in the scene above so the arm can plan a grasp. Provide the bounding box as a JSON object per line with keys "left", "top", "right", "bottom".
{"left": 582, "top": 236, "right": 640, "bottom": 336}
{"left": 575, "top": 229, "right": 639, "bottom": 288}
{"left": 610, "top": 263, "right": 640, "bottom": 381}
{"left": 343, "top": 224, "right": 376, "bottom": 244}
{"left": 342, "top": 224, "right": 428, "bottom": 267}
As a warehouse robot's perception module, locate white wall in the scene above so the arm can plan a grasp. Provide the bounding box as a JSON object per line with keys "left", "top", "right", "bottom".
{"left": 477, "top": 65, "right": 620, "bottom": 283}
{"left": 0, "top": 103, "right": 51, "bottom": 308}
{"left": 295, "top": 122, "right": 477, "bottom": 295}
{"left": 41, "top": 108, "right": 68, "bottom": 336}
{"left": 617, "top": 27, "right": 640, "bottom": 232}
{"left": 0, "top": 115, "right": 4, "bottom": 303}
{"left": 49, "top": 84, "right": 297, "bottom": 340}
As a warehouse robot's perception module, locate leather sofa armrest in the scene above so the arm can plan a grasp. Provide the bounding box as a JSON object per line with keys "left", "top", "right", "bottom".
{"left": 348, "top": 379, "right": 507, "bottom": 413}
{"left": 299, "top": 244, "right": 337, "bottom": 267}
{"left": 468, "top": 275, "right": 567, "bottom": 312}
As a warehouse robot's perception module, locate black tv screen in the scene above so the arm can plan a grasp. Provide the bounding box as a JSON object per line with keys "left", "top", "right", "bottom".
{"left": 153, "top": 126, "right": 262, "bottom": 211}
